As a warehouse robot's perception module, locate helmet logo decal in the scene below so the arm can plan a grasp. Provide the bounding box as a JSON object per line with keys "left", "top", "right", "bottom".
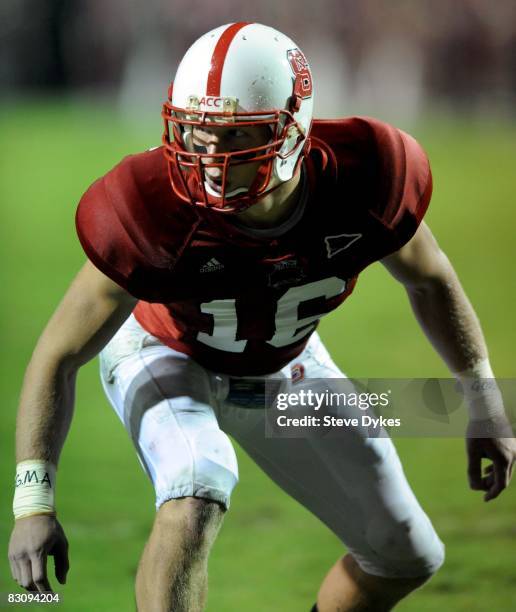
{"left": 287, "top": 48, "right": 313, "bottom": 99}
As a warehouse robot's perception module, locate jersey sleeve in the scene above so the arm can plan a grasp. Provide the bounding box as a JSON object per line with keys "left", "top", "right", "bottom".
{"left": 75, "top": 149, "right": 201, "bottom": 301}
{"left": 76, "top": 172, "right": 142, "bottom": 295}
{"left": 311, "top": 117, "right": 432, "bottom": 258}
{"left": 369, "top": 121, "right": 432, "bottom": 251}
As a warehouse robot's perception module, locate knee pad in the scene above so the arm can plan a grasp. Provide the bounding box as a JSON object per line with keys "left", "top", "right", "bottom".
{"left": 365, "top": 516, "right": 445, "bottom": 578}
{"left": 191, "top": 426, "right": 240, "bottom": 502}
{"left": 142, "top": 404, "right": 238, "bottom": 511}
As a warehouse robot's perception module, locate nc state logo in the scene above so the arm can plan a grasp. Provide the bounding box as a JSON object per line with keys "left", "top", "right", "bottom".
{"left": 287, "top": 49, "right": 313, "bottom": 99}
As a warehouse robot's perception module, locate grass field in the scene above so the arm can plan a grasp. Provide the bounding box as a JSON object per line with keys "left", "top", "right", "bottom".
{"left": 1, "top": 101, "right": 515, "bottom": 611}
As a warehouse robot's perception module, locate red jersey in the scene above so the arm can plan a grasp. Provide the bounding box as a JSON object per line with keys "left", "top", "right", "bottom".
{"left": 76, "top": 117, "right": 432, "bottom": 375}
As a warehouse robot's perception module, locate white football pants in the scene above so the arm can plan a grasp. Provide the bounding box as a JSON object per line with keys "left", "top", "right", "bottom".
{"left": 99, "top": 314, "right": 444, "bottom": 578}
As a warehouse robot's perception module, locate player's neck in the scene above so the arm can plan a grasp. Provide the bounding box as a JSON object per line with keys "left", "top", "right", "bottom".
{"left": 234, "top": 168, "right": 303, "bottom": 229}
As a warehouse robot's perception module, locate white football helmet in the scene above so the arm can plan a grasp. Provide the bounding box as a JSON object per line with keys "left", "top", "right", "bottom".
{"left": 162, "top": 22, "right": 314, "bottom": 212}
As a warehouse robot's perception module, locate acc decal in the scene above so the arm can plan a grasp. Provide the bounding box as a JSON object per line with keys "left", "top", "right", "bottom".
{"left": 198, "top": 96, "right": 225, "bottom": 108}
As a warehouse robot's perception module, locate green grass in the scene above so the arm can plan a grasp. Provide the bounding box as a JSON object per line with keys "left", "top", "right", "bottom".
{"left": 1, "top": 101, "right": 515, "bottom": 611}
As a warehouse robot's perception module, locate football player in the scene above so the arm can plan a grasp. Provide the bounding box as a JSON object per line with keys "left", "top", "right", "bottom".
{"left": 9, "top": 22, "right": 516, "bottom": 612}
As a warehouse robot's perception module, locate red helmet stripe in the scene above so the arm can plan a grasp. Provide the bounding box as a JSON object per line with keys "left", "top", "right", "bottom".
{"left": 206, "top": 22, "right": 250, "bottom": 96}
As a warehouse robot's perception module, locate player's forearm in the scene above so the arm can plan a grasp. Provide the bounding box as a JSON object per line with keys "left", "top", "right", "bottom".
{"left": 14, "top": 262, "right": 136, "bottom": 466}
{"left": 406, "top": 260, "right": 488, "bottom": 373}
{"left": 16, "top": 348, "right": 78, "bottom": 465}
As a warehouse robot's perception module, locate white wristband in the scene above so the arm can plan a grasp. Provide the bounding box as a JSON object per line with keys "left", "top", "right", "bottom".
{"left": 13, "top": 461, "right": 56, "bottom": 520}
{"left": 453, "top": 358, "right": 505, "bottom": 421}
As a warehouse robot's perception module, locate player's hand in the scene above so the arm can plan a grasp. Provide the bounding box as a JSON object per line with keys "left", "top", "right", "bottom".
{"left": 466, "top": 416, "right": 516, "bottom": 502}
{"left": 8, "top": 514, "right": 69, "bottom": 593}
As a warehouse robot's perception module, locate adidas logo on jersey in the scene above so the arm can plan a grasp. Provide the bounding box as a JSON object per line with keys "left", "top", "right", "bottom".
{"left": 200, "top": 258, "right": 224, "bottom": 273}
